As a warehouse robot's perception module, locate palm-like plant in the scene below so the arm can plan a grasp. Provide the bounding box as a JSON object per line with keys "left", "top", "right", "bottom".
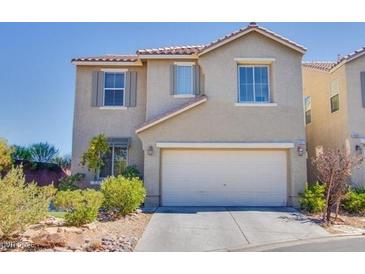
{"left": 12, "top": 145, "right": 32, "bottom": 161}
{"left": 29, "top": 142, "right": 59, "bottom": 163}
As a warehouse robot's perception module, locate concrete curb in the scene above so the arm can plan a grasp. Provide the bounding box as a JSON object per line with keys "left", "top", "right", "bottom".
{"left": 218, "top": 234, "right": 365, "bottom": 252}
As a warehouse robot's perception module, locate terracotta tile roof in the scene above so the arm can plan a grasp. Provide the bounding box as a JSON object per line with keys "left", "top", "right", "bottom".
{"left": 338, "top": 46, "right": 365, "bottom": 63}
{"left": 72, "top": 55, "right": 138, "bottom": 62}
{"left": 303, "top": 46, "right": 365, "bottom": 72}
{"left": 200, "top": 23, "right": 306, "bottom": 54}
{"left": 302, "top": 61, "right": 337, "bottom": 72}
{"left": 136, "top": 95, "right": 207, "bottom": 133}
{"left": 137, "top": 45, "right": 206, "bottom": 55}
{"left": 136, "top": 23, "right": 306, "bottom": 56}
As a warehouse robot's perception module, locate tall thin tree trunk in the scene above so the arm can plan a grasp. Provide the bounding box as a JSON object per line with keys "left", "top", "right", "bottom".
{"left": 335, "top": 199, "right": 340, "bottom": 220}
{"left": 323, "top": 174, "right": 334, "bottom": 223}
{"left": 326, "top": 203, "right": 332, "bottom": 222}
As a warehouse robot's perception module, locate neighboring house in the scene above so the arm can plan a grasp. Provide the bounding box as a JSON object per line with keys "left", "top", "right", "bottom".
{"left": 303, "top": 47, "right": 365, "bottom": 185}
{"left": 71, "top": 23, "right": 307, "bottom": 207}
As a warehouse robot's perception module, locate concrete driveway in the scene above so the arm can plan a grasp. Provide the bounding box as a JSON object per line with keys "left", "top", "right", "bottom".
{"left": 135, "top": 207, "right": 329, "bottom": 252}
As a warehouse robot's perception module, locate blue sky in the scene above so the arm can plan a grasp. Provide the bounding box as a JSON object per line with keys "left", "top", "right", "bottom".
{"left": 1, "top": 22, "right": 365, "bottom": 155}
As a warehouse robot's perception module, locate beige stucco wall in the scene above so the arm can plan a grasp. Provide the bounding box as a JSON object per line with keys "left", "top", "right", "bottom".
{"left": 138, "top": 32, "right": 307, "bottom": 206}
{"left": 145, "top": 59, "right": 197, "bottom": 119}
{"left": 345, "top": 56, "right": 365, "bottom": 185}
{"left": 303, "top": 66, "right": 350, "bottom": 183}
{"left": 71, "top": 65, "right": 147, "bottom": 182}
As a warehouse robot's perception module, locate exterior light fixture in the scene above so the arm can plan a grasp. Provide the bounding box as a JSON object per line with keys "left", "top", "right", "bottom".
{"left": 147, "top": 145, "right": 154, "bottom": 156}
{"left": 297, "top": 145, "right": 304, "bottom": 156}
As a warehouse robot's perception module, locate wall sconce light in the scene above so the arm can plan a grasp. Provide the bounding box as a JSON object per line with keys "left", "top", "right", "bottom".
{"left": 147, "top": 145, "right": 154, "bottom": 156}
{"left": 297, "top": 145, "right": 304, "bottom": 156}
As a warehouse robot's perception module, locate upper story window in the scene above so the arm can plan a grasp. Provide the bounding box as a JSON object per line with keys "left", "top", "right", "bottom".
{"left": 330, "top": 79, "right": 339, "bottom": 113}
{"left": 304, "top": 96, "right": 311, "bottom": 125}
{"left": 238, "top": 65, "right": 270, "bottom": 103}
{"left": 104, "top": 72, "right": 125, "bottom": 106}
{"left": 175, "top": 64, "right": 193, "bottom": 95}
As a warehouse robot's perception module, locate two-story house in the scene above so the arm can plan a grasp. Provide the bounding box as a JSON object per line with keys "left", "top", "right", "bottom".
{"left": 303, "top": 48, "right": 365, "bottom": 186}
{"left": 71, "top": 23, "right": 307, "bottom": 207}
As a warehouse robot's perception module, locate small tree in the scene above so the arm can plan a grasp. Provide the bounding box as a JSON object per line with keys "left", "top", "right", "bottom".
{"left": 80, "top": 134, "right": 109, "bottom": 180}
{"left": 312, "top": 148, "right": 361, "bottom": 223}
{"left": 0, "top": 138, "right": 13, "bottom": 173}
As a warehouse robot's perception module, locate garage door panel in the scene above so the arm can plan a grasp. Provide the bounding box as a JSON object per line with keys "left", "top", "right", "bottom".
{"left": 161, "top": 149, "right": 287, "bottom": 206}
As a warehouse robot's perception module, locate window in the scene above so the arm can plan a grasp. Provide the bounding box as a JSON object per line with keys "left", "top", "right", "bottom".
{"left": 99, "top": 145, "right": 128, "bottom": 178}
{"left": 175, "top": 65, "right": 193, "bottom": 95}
{"left": 104, "top": 72, "right": 125, "bottom": 106}
{"left": 330, "top": 80, "right": 339, "bottom": 113}
{"left": 304, "top": 96, "right": 311, "bottom": 125}
{"left": 238, "top": 66, "right": 270, "bottom": 103}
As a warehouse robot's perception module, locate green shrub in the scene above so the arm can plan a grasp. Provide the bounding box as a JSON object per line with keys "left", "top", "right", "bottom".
{"left": 122, "top": 165, "right": 141, "bottom": 179}
{"left": 0, "top": 166, "right": 56, "bottom": 238}
{"left": 351, "top": 185, "right": 365, "bottom": 194}
{"left": 299, "top": 182, "right": 326, "bottom": 214}
{"left": 54, "top": 189, "right": 104, "bottom": 226}
{"left": 342, "top": 190, "right": 365, "bottom": 214}
{"left": 58, "top": 173, "right": 84, "bottom": 191}
{"left": 101, "top": 176, "right": 146, "bottom": 216}
{"left": 0, "top": 139, "right": 13, "bottom": 173}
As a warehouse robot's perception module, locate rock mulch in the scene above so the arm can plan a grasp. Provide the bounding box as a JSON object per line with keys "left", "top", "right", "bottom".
{"left": 304, "top": 212, "right": 365, "bottom": 235}
{"left": 0, "top": 211, "right": 152, "bottom": 252}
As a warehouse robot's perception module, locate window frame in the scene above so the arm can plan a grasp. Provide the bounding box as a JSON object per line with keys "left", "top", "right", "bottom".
{"left": 174, "top": 62, "right": 194, "bottom": 96}
{"left": 330, "top": 94, "right": 339, "bottom": 113}
{"left": 330, "top": 79, "right": 340, "bottom": 113}
{"left": 103, "top": 72, "right": 126, "bottom": 107}
{"left": 237, "top": 65, "right": 271, "bottom": 103}
{"left": 304, "top": 96, "right": 312, "bottom": 125}
{"left": 98, "top": 144, "right": 129, "bottom": 180}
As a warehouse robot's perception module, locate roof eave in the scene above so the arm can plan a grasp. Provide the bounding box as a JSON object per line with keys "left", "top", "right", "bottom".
{"left": 198, "top": 27, "right": 306, "bottom": 56}
{"left": 138, "top": 54, "right": 199, "bottom": 60}
{"left": 135, "top": 96, "right": 207, "bottom": 134}
{"left": 71, "top": 60, "right": 143, "bottom": 66}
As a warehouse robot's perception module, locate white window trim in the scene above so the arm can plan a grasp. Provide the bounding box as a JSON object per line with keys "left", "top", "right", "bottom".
{"left": 330, "top": 80, "right": 340, "bottom": 113}
{"left": 237, "top": 65, "right": 271, "bottom": 103}
{"left": 234, "top": 57, "right": 276, "bottom": 64}
{"left": 304, "top": 96, "right": 312, "bottom": 125}
{"left": 103, "top": 72, "right": 126, "bottom": 107}
{"left": 235, "top": 102, "right": 277, "bottom": 107}
{"left": 173, "top": 94, "right": 196, "bottom": 98}
{"left": 174, "top": 63, "right": 194, "bottom": 96}
{"left": 99, "top": 106, "right": 128, "bottom": 110}
{"left": 101, "top": 68, "right": 128, "bottom": 72}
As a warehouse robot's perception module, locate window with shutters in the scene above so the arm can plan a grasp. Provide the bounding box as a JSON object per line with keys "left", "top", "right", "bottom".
{"left": 175, "top": 64, "right": 194, "bottom": 95}
{"left": 330, "top": 79, "right": 339, "bottom": 113}
{"left": 104, "top": 72, "right": 125, "bottom": 106}
{"left": 304, "top": 96, "right": 311, "bottom": 125}
{"left": 238, "top": 65, "right": 270, "bottom": 103}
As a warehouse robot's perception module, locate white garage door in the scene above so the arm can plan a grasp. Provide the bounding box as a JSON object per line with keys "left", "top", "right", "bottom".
{"left": 161, "top": 149, "right": 287, "bottom": 206}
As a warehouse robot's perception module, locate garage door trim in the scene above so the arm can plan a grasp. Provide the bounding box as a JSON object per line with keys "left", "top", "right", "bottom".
{"left": 157, "top": 142, "right": 294, "bottom": 149}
